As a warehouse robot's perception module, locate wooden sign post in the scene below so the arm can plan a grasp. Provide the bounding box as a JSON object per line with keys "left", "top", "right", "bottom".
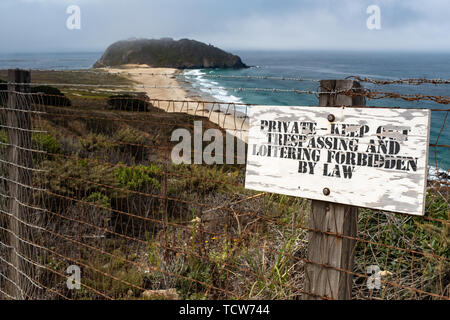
{"left": 304, "top": 80, "right": 364, "bottom": 300}
{"left": 6, "top": 69, "right": 32, "bottom": 299}
{"left": 244, "top": 80, "right": 430, "bottom": 299}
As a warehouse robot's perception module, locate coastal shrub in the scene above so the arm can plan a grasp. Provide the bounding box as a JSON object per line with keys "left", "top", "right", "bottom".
{"left": 80, "top": 133, "right": 117, "bottom": 153}
{"left": 86, "top": 192, "right": 111, "bottom": 209}
{"left": 0, "top": 81, "right": 72, "bottom": 106}
{"left": 112, "top": 164, "right": 163, "bottom": 238}
{"left": 115, "top": 127, "right": 146, "bottom": 160}
{"left": 107, "top": 94, "right": 150, "bottom": 112}
{"left": 115, "top": 127, "right": 146, "bottom": 145}
{"left": 352, "top": 190, "right": 450, "bottom": 300}
{"left": 32, "top": 85, "right": 62, "bottom": 96}
{"left": 0, "top": 130, "right": 61, "bottom": 154}
{"left": 168, "top": 164, "right": 241, "bottom": 196}
{"left": 114, "top": 164, "right": 162, "bottom": 191}
{"left": 84, "top": 117, "right": 118, "bottom": 136}
{"left": 41, "top": 157, "right": 117, "bottom": 197}
{"left": 79, "top": 250, "right": 144, "bottom": 299}
{"left": 84, "top": 192, "right": 113, "bottom": 234}
{"left": 32, "top": 133, "right": 61, "bottom": 155}
{"left": 0, "top": 130, "right": 60, "bottom": 161}
{"left": 31, "top": 85, "right": 72, "bottom": 107}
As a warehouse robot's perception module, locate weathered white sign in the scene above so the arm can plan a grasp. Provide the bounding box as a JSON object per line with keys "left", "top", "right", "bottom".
{"left": 245, "top": 106, "right": 431, "bottom": 216}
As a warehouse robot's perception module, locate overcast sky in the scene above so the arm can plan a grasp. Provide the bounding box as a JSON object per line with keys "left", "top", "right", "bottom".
{"left": 0, "top": 0, "right": 449, "bottom": 53}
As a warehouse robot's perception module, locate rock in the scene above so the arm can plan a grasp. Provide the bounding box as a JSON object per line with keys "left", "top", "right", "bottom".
{"left": 142, "top": 288, "right": 179, "bottom": 300}
{"left": 94, "top": 38, "right": 248, "bottom": 69}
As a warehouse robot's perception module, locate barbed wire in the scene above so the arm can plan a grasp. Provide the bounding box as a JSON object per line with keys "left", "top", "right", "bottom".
{"left": 23, "top": 69, "right": 450, "bottom": 85}
{"left": 349, "top": 76, "right": 450, "bottom": 85}
{"left": 5, "top": 178, "right": 448, "bottom": 299}
{"left": 346, "top": 89, "right": 450, "bottom": 104}
{"left": 6, "top": 185, "right": 450, "bottom": 299}
{"left": 0, "top": 88, "right": 448, "bottom": 301}
{"left": 5, "top": 82, "right": 330, "bottom": 95}
{"left": 5, "top": 82, "right": 450, "bottom": 105}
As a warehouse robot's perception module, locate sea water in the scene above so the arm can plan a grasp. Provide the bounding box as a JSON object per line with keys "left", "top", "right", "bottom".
{"left": 184, "top": 51, "right": 450, "bottom": 171}
{"left": 0, "top": 51, "right": 448, "bottom": 170}
{"left": 0, "top": 52, "right": 101, "bottom": 70}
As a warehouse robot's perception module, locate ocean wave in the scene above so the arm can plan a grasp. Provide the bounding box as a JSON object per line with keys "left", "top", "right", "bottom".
{"left": 184, "top": 69, "right": 244, "bottom": 104}
{"left": 428, "top": 166, "right": 449, "bottom": 184}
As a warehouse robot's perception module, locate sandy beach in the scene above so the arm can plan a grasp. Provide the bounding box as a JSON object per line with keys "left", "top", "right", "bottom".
{"left": 102, "top": 65, "right": 249, "bottom": 142}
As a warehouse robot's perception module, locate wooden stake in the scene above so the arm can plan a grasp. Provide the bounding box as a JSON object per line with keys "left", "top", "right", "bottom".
{"left": 304, "top": 80, "right": 365, "bottom": 300}
{"left": 6, "top": 69, "right": 32, "bottom": 299}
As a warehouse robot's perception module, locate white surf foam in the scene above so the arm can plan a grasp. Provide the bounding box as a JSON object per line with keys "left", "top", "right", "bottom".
{"left": 428, "top": 166, "right": 449, "bottom": 183}
{"left": 184, "top": 69, "right": 244, "bottom": 104}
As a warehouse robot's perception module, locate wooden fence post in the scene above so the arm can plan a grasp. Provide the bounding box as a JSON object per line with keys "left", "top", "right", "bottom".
{"left": 6, "top": 69, "right": 32, "bottom": 299}
{"left": 303, "top": 80, "right": 366, "bottom": 300}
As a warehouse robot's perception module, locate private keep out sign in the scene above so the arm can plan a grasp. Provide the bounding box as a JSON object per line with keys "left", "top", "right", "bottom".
{"left": 245, "top": 106, "right": 431, "bottom": 216}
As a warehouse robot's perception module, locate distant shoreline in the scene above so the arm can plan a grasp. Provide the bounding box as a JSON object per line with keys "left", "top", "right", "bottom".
{"left": 102, "top": 64, "right": 249, "bottom": 142}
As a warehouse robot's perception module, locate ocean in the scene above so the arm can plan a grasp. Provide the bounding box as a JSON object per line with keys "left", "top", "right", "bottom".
{"left": 184, "top": 51, "right": 450, "bottom": 172}
{"left": 0, "top": 51, "right": 448, "bottom": 170}
{"left": 0, "top": 52, "right": 101, "bottom": 70}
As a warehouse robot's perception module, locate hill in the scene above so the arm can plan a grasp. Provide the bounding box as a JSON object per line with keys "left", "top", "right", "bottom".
{"left": 94, "top": 38, "right": 248, "bottom": 69}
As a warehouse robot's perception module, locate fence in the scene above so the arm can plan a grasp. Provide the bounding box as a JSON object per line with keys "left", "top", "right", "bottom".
{"left": 0, "top": 69, "right": 448, "bottom": 300}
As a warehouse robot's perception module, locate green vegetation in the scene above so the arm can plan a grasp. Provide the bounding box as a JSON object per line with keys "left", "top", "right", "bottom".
{"left": 0, "top": 69, "right": 135, "bottom": 101}
{"left": 32, "top": 133, "right": 61, "bottom": 154}
{"left": 31, "top": 85, "right": 72, "bottom": 106}
{"left": 86, "top": 192, "right": 111, "bottom": 209}
{"left": 94, "top": 38, "right": 248, "bottom": 69}
{"left": 0, "top": 130, "right": 60, "bottom": 158}
{"left": 115, "top": 127, "right": 146, "bottom": 145}
{"left": 0, "top": 69, "right": 134, "bottom": 88}
{"left": 80, "top": 133, "right": 117, "bottom": 153}
{"left": 70, "top": 248, "right": 144, "bottom": 299}
{"left": 41, "top": 157, "right": 116, "bottom": 197}
{"left": 114, "top": 165, "right": 162, "bottom": 191}
{"left": 31, "top": 85, "right": 64, "bottom": 96}
{"left": 168, "top": 164, "right": 242, "bottom": 196}
{"left": 9, "top": 71, "right": 445, "bottom": 300}
{"left": 354, "top": 193, "right": 449, "bottom": 299}
{"left": 107, "top": 94, "right": 151, "bottom": 112}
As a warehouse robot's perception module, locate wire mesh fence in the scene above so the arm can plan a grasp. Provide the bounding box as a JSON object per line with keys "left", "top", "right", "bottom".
{"left": 0, "top": 75, "right": 448, "bottom": 300}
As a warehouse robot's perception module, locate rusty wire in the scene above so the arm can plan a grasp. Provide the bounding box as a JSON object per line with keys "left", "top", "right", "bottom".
{"left": 17, "top": 70, "right": 450, "bottom": 85}
{"left": 0, "top": 89, "right": 449, "bottom": 301}
{"left": 349, "top": 76, "right": 450, "bottom": 85}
